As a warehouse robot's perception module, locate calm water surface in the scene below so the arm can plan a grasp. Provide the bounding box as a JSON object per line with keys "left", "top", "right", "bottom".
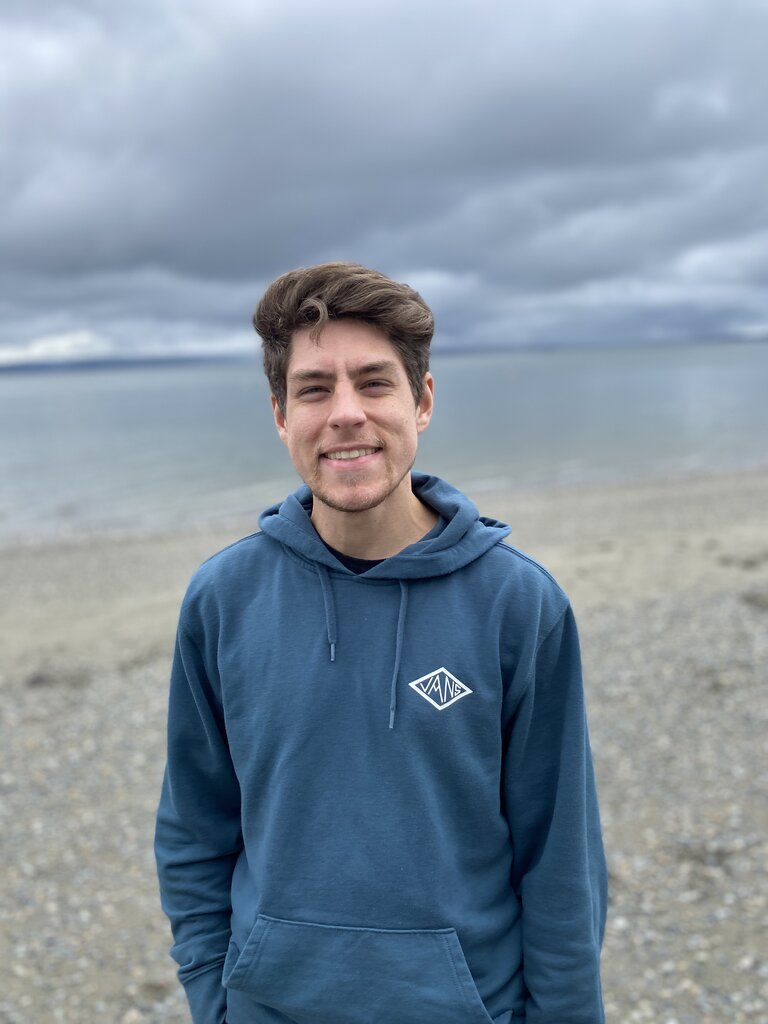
{"left": 1, "top": 342, "right": 766, "bottom": 541}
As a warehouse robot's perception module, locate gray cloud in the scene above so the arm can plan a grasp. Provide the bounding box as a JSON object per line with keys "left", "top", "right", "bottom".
{"left": 2, "top": 0, "right": 768, "bottom": 362}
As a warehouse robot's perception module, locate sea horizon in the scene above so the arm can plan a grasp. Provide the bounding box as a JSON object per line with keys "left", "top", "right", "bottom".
{"left": 2, "top": 339, "right": 767, "bottom": 544}
{"left": 2, "top": 334, "right": 766, "bottom": 376}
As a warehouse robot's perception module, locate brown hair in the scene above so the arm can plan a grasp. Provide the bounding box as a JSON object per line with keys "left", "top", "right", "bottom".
{"left": 253, "top": 261, "right": 434, "bottom": 413}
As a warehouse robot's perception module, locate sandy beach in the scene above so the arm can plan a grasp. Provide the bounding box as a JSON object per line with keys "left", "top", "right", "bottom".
{"left": 1, "top": 468, "right": 767, "bottom": 1023}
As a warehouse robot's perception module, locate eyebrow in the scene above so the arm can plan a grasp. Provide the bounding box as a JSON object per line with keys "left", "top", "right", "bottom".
{"left": 288, "top": 360, "right": 400, "bottom": 385}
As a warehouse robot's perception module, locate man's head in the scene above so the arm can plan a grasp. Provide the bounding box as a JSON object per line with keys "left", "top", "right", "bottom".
{"left": 253, "top": 261, "right": 434, "bottom": 416}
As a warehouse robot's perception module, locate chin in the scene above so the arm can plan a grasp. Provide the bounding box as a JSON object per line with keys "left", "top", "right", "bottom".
{"left": 313, "top": 481, "right": 393, "bottom": 515}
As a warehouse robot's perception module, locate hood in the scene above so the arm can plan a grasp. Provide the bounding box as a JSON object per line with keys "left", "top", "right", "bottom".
{"left": 258, "top": 472, "right": 509, "bottom": 579}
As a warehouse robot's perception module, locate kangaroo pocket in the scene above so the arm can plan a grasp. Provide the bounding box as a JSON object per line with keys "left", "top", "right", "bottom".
{"left": 222, "top": 914, "right": 499, "bottom": 1024}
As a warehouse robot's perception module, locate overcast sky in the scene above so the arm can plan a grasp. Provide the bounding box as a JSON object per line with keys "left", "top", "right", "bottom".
{"left": 2, "top": 0, "right": 767, "bottom": 364}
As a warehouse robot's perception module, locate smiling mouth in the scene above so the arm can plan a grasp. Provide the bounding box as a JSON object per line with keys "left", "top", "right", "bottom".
{"left": 323, "top": 447, "right": 380, "bottom": 461}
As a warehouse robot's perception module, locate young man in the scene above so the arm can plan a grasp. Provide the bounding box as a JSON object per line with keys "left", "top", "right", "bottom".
{"left": 155, "top": 262, "right": 608, "bottom": 1024}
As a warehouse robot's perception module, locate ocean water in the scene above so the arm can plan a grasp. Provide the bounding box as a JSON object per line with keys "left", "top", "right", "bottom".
{"left": 1, "top": 342, "right": 767, "bottom": 542}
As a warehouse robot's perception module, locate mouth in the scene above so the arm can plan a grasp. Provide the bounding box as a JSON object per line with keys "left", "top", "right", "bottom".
{"left": 321, "top": 446, "right": 381, "bottom": 462}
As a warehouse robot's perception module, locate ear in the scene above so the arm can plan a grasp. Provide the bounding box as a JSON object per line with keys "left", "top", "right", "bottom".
{"left": 272, "top": 394, "right": 289, "bottom": 445}
{"left": 416, "top": 373, "right": 434, "bottom": 434}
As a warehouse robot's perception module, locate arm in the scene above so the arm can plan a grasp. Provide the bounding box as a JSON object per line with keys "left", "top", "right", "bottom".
{"left": 504, "top": 603, "right": 607, "bottom": 1024}
{"left": 155, "top": 621, "right": 243, "bottom": 1024}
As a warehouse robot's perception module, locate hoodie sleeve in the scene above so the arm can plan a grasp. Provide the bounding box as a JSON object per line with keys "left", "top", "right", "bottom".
{"left": 154, "top": 618, "right": 243, "bottom": 1024}
{"left": 503, "top": 602, "right": 607, "bottom": 1024}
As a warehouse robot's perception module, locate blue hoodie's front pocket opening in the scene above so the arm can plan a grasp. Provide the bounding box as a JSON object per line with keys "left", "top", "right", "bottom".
{"left": 222, "top": 914, "right": 497, "bottom": 1024}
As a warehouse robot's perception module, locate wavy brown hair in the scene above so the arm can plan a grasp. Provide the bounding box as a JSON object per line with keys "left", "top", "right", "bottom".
{"left": 253, "top": 262, "right": 434, "bottom": 414}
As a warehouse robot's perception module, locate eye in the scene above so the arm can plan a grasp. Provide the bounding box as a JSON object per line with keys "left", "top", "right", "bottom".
{"left": 297, "top": 386, "right": 328, "bottom": 399}
{"left": 362, "top": 379, "right": 389, "bottom": 390}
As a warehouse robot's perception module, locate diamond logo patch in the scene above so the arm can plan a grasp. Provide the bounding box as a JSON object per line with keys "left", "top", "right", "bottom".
{"left": 408, "top": 667, "right": 473, "bottom": 711}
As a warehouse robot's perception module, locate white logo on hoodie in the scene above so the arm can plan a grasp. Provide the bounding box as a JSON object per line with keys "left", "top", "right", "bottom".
{"left": 408, "top": 667, "right": 473, "bottom": 710}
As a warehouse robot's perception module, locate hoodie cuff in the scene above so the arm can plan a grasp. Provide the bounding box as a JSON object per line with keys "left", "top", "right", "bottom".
{"left": 182, "top": 960, "right": 227, "bottom": 1024}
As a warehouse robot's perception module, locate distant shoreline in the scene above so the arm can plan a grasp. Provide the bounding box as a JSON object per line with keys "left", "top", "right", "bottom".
{"left": 1, "top": 335, "right": 766, "bottom": 375}
{"left": 0, "top": 353, "right": 257, "bottom": 375}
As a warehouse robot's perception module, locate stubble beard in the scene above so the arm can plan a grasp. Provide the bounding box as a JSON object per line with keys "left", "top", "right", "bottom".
{"left": 309, "top": 455, "right": 416, "bottom": 516}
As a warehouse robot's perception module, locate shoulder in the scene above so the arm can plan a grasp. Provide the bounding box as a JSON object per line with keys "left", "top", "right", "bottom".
{"left": 179, "top": 530, "right": 278, "bottom": 627}
{"left": 471, "top": 540, "right": 571, "bottom": 633}
{"left": 480, "top": 539, "right": 567, "bottom": 596}
{"left": 193, "top": 530, "right": 269, "bottom": 582}
{"left": 496, "top": 541, "right": 565, "bottom": 591}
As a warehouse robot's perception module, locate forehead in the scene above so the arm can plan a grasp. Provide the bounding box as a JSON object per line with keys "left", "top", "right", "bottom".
{"left": 287, "top": 320, "right": 406, "bottom": 377}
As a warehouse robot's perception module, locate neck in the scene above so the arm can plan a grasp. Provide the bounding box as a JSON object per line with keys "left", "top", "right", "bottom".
{"left": 310, "top": 484, "right": 438, "bottom": 560}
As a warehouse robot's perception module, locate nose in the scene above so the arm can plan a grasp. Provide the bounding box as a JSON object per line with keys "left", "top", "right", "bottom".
{"left": 328, "top": 382, "right": 366, "bottom": 429}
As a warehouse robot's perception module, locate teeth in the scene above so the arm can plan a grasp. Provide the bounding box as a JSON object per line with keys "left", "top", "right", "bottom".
{"left": 325, "top": 448, "right": 377, "bottom": 460}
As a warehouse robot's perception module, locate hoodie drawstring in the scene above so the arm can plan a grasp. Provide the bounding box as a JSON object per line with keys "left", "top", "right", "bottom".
{"left": 316, "top": 569, "right": 409, "bottom": 729}
{"left": 388, "top": 581, "right": 409, "bottom": 730}
{"left": 317, "top": 565, "right": 338, "bottom": 663}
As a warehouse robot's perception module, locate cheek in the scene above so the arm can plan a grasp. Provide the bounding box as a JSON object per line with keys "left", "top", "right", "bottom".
{"left": 290, "top": 431, "right": 314, "bottom": 457}
{"left": 284, "top": 415, "right": 315, "bottom": 445}
{"left": 396, "top": 420, "right": 421, "bottom": 450}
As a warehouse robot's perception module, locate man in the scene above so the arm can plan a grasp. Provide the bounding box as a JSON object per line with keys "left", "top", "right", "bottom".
{"left": 155, "top": 262, "right": 607, "bottom": 1024}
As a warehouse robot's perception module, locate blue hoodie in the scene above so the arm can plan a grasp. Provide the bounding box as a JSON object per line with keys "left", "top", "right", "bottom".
{"left": 155, "top": 473, "right": 607, "bottom": 1024}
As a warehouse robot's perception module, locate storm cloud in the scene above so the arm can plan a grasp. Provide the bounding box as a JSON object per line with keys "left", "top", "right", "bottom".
{"left": 2, "top": 0, "right": 767, "bottom": 363}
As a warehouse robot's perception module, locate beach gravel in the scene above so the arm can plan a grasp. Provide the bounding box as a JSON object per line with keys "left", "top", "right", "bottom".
{"left": 1, "top": 470, "right": 766, "bottom": 1023}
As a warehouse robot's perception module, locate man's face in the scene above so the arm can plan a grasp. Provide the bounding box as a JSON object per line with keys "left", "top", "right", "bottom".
{"left": 272, "top": 319, "right": 433, "bottom": 516}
